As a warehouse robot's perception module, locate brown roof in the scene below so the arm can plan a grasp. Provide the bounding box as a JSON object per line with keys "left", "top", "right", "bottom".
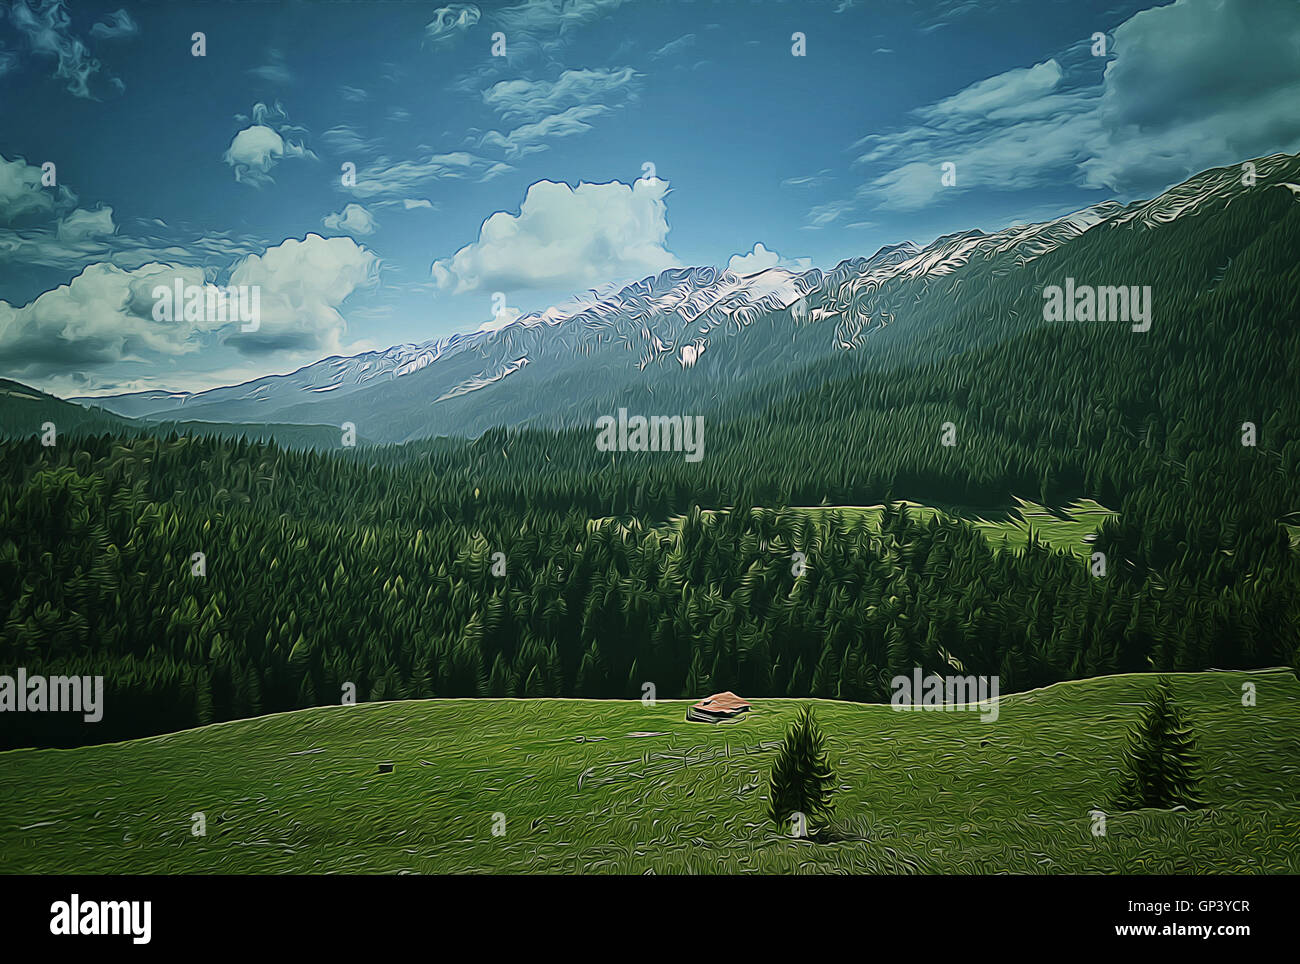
{"left": 690, "top": 692, "right": 751, "bottom": 714}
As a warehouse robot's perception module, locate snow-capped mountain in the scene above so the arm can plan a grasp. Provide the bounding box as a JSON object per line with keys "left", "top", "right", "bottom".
{"left": 74, "top": 153, "right": 1300, "bottom": 443}
{"left": 71, "top": 337, "right": 479, "bottom": 418}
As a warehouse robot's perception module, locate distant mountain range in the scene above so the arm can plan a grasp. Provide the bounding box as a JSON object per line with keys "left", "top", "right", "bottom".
{"left": 50, "top": 151, "right": 1300, "bottom": 445}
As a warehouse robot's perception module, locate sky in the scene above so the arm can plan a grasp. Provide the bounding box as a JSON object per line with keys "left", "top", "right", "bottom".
{"left": 2, "top": 0, "right": 1299, "bottom": 397}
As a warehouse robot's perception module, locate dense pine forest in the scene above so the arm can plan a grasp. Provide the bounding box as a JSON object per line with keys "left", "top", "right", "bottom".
{"left": 3, "top": 178, "right": 1298, "bottom": 749}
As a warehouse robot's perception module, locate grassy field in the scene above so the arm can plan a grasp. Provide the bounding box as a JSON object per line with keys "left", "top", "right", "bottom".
{"left": 646, "top": 498, "right": 1117, "bottom": 564}
{"left": 1, "top": 669, "right": 1297, "bottom": 874}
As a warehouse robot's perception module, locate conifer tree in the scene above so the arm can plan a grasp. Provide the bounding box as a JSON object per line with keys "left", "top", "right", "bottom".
{"left": 684, "top": 648, "right": 711, "bottom": 698}
{"left": 1111, "top": 684, "right": 1203, "bottom": 811}
{"left": 766, "top": 705, "right": 837, "bottom": 834}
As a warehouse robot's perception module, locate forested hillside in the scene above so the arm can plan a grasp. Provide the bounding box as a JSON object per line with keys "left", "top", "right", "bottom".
{"left": 0, "top": 379, "right": 354, "bottom": 451}
{"left": 2, "top": 169, "right": 1298, "bottom": 749}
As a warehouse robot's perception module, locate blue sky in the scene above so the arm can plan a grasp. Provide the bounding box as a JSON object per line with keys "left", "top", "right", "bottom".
{"left": 2, "top": 0, "right": 1299, "bottom": 396}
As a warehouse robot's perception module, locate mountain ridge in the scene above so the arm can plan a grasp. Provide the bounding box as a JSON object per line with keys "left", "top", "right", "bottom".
{"left": 66, "top": 151, "right": 1300, "bottom": 443}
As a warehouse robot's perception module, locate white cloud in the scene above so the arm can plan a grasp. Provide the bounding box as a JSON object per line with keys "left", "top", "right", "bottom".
{"left": 425, "top": 4, "right": 480, "bottom": 44}
{"left": 446, "top": 0, "right": 631, "bottom": 96}
{"left": 924, "top": 59, "right": 1064, "bottom": 121}
{"left": 480, "top": 104, "right": 610, "bottom": 158}
{"left": 727, "top": 242, "right": 811, "bottom": 274}
{"left": 0, "top": 154, "right": 69, "bottom": 222}
{"left": 0, "top": 262, "right": 215, "bottom": 378}
{"left": 493, "top": 0, "right": 628, "bottom": 59}
{"left": 841, "top": 60, "right": 1100, "bottom": 214}
{"left": 56, "top": 206, "right": 115, "bottom": 241}
{"left": 0, "top": 158, "right": 138, "bottom": 268}
{"left": 322, "top": 203, "right": 377, "bottom": 236}
{"left": 781, "top": 169, "right": 833, "bottom": 189}
{"left": 728, "top": 243, "right": 780, "bottom": 275}
{"left": 1080, "top": 0, "right": 1300, "bottom": 192}
{"left": 0, "top": 217, "right": 267, "bottom": 273}
{"left": 1, "top": 235, "right": 379, "bottom": 392}
{"left": 227, "top": 234, "right": 379, "bottom": 355}
{"left": 431, "top": 178, "right": 679, "bottom": 294}
{"left": 224, "top": 126, "right": 309, "bottom": 187}
{"left": 822, "top": 0, "right": 1300, "bottom": 219}
{"left": 90, "top": 10, "right": 139, "bottom": 40}
{"left": 223, "top": 103, "right": 315, "bottom": 187}
{"left": 8, "top": 0, "right": 125, "bottom": 98}
{"left": 651, "top": 34, "right": 695, "bottom": 60}
{"left": 321, "top": 125, "right": 380, "bottom": 156}
{"left": 483, "top": 67, "right": 639, "bottom": 123}
{"left": 347, "top": 151, "right": 507, "bottom": 206}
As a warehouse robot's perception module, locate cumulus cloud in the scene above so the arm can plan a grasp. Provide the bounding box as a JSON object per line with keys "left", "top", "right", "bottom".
{"left": 1079, "top": 0, "right": 1300, "bottom": 193}
{"left": 0, "top": 156, "right": 133, "bottom": 268}
{"left": 727, "top": 242, "right": 811, "bottom": 274}
{"left": 223, "top": 102, "right": 315, "bottom": 187}
{"left": 57, "top": 205, "right": 115, "bottom": 241}
{"left": 224, "top": 126, "right": 293, "bottom": 185}
{"left": 431, "top": 178, "right": 679, "bottom": 294}
{"left": 819, "top": 0, "right": 1300, "bottom": 220}
{"left": 322, "top": 203, "right": 377, "bottom": 236}
{"left": 0, "top": 154, "right": 70, "bottom": 222}
{"left": 227, "top": 234, "right": 379, "bottom": 355}
{"left": 0, "top": 262, "right": 215, "bottom": 378}
{"left": 0, "top": 235, "right": 378, "bottom": 391}
{"left": 728, "top": 243, "right": 780, "bottom": 275}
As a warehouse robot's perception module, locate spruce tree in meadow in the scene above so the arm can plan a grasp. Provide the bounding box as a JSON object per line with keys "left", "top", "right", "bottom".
{"left": 1112, "top": 684, "right": 1204, "bottom": 811}
{"left": 767, "top": 705, "right": 837, "bottom": 834}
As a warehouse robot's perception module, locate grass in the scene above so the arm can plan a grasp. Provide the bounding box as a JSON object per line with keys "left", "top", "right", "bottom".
{"left": 1, "top": 669, "right": 1297, "bottom": 874}
{"left": 971, "top": 497, "right": 1116, "bottom": 561}
{"left": 645, "top": 498, "right": 1118, "bottom": 563}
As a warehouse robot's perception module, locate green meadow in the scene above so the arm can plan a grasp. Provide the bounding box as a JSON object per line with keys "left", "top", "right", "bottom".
{"left": 656, "top": 498, "right": 1118, "bottom": 562}
{"left": 1, "top": 668, "right": 1296, "bottom": 874}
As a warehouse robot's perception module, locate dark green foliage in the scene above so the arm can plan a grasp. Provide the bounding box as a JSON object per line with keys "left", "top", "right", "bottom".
{"left": 767, "top": 705, "right": 837, "bottom": 834}
{"left": 1112, "top": 684, "right": 1204, "bottom": 811}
